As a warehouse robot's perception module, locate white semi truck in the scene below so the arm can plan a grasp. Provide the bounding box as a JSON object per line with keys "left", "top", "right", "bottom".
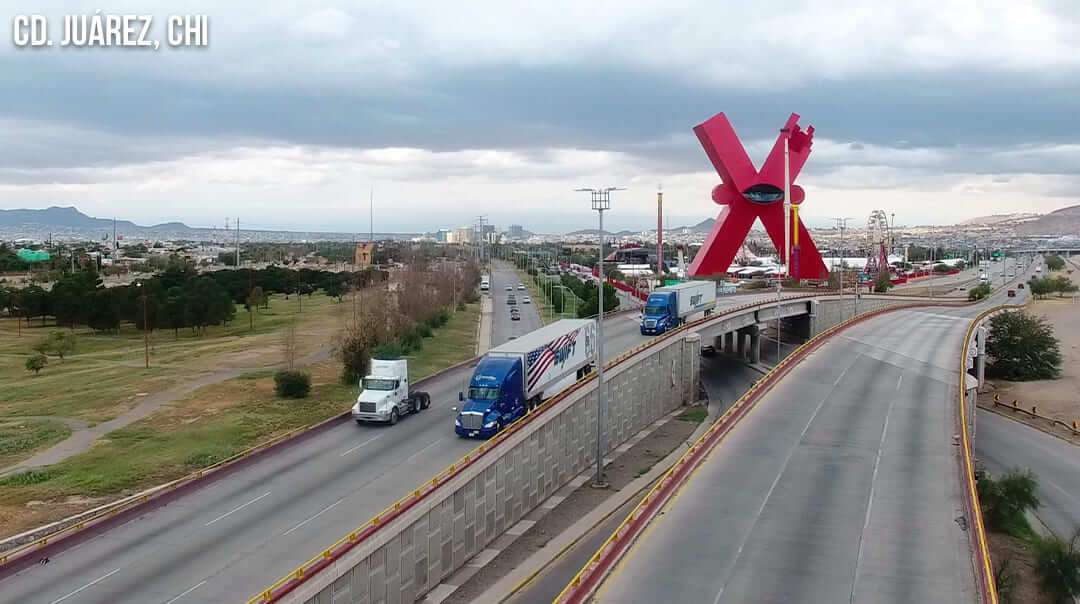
{"left": 351, "top": 359, "right": 430, "bottom": 425}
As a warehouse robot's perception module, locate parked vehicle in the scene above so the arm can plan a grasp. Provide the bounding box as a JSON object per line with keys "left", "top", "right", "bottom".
{"left": 640, "top": 281, "right": 717, "bottom": 335}
{"left": 351, "top": 359, "right": 429, "bottom": 425}
{"left": 455, "top": 319, "right": 596, "bottom": 438}
{"left": 481, "top": 275, "right": 490, "bottom": 291}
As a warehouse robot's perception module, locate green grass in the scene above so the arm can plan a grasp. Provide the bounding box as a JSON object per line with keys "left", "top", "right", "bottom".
{"left": 0, "top": 419, "right": 72, "bottom": 469}
{"left": 516, "top": 269, "right": 581, "bottom": 324}
{"left": 0, "top": 298, "right": 482, "bottom": 514}
{"left": 677, "top": 408, "right": 708, "bottom": 424}
{"left": 0, "top": 293, "right": 339, "bottom": 424}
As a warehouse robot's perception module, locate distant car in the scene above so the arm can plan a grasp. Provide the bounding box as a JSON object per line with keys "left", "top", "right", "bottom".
{"left": 510, "top": 309, "right": 521, "bottom": 321}
{"left": 517, "top": 284, "right": 525, "bottom": 290}
{"left": 505, "top": 285, "right": 512, "bottom": 291}
{"left": 1018, "top": 283, "right": 1025, "bottom": 289}
{"left": 522, "top": 296, "right": 531, "bottom": 304}
{"left": 507, "top": 297, "right": 516, "bottom": 305}
{"left": 1008, "top": 290, "right": 1016, "bottom": 297}
{"left": 700, "top": 345, "right": 717, "bottom": 357}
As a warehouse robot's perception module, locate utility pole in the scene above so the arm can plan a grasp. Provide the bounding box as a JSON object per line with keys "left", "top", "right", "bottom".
{"left": 576, "top": 186, "right": 623, "bottom": 489}
{"left": 370, "top": 185, "right": 374, "bottom": 244}
{"left": 657, "top": 183, "right": 663, "bottom": 282}
{"left": 236, "top": 218, "right": 241, "bottom": 268}
{"left": 831, "top": 217, "right": 852, "bottom": 307}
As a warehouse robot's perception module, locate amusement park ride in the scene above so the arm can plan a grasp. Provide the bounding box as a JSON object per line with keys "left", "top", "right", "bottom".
{"left": 864, "top": 209, "right": 893, "bottom": 277}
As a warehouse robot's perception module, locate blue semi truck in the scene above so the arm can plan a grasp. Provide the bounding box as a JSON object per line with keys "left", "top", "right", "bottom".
{"left": 640, "top": 281, "right": 717, "bottom": 335}
{"left": 455, "top": 319, "right": 597, "bottom": 438}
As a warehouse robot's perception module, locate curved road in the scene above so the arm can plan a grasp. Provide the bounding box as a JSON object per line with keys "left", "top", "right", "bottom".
{"left": 589, "top": 283, "right": 1029, "bottom": 604}
{"left": 0, "top": 270, "right": 902, "bottom": 604}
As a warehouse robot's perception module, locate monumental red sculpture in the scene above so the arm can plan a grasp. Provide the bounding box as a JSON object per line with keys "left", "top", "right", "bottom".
{"left": 687, "top": 112, "right": 828, "bottom": 280}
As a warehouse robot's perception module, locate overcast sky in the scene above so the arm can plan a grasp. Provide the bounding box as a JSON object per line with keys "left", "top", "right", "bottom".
{"left": 2, "top": 1, "right": 1078, "bottom": 234}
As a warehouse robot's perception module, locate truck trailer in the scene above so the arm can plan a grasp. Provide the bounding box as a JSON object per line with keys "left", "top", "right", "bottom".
{"left": 455, "top": 319, "right": 596, "bottom": 438}
{"left": 640, "top": 281, "right": 717, "bottom": 335}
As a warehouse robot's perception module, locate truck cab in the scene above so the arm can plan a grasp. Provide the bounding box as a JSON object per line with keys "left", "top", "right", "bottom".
{"left": 641, "top": 292, "right": 677, "bottom": 335}
{"left": 351, "top": 359, "right": 429, "bottom": 425}
{"left": 455, "top": 356, "right": 526, "bottom": 438}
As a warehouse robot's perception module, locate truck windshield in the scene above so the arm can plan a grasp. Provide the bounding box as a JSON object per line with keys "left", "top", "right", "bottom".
{"left": 468, "top": 387, "right": 500, "bottom": 401}
{"left": 644, "top": 304, "right": 667, "bottom": 317}
{"left": 362, "top": 378, "right": 398, "bottom": 391}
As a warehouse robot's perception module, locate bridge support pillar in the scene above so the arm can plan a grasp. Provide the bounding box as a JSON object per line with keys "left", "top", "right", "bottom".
{"left": 737, "top": 329, "right": 748, "bottom": 360}
{"left": 724, "top": 331, "right": 735, "bottom": 355}
{"left": 749, "top": 327, "right": 761, "bottom": 364}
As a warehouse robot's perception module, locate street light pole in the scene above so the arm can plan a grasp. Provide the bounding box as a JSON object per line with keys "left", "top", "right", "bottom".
{"left": 136, "top": 281, "right": 149, "bottom": 369}
{"left": 577, "top": 186, "right": 622, "bottom": 488}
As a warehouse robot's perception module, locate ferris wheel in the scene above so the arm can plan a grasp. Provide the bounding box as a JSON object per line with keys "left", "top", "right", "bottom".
{"left": 865, "top": 210, "right": 892, "bottom": 275}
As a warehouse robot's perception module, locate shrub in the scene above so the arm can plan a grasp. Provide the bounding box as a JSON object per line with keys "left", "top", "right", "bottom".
{"left": 400, "top": 328, "right": 424, "bottom": 353}
{"left": 968, "top": 284, "right": 992, "bottom": 301}
{"left": 975, "top": 468, "right": 1040, "bottom": 536}
{"left": 338, "top": 334, "right": 371, "bottom": 385}
{"left": 373, "top": 342, "right": 405, "bottom": 359}
{"left": 274, "top": 370, "right": 311, "bottom": 398}
{"left": 987, "top": 311, "right": 1062, "bottom": 380}
{"left": 456, "top": 301, "right": 466, "bottom": 312}
{"left": 873, "top": 272, "right": 894, "bottom": 293}
{"left": 417, "top": 323, "right": 433, "bottom": 338}
{"left": 25, "top": 353, "right": 48, "bottom": 374}
{"left": 1032, "top": 530, "right": 1080, "bottom": 604}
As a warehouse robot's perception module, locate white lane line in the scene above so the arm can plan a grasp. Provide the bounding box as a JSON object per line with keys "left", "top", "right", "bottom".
{"left": 712, "top": 353, "right": 862, "bottom": 604}
{"left": 163, "top": 580, "right": 207, "bottom": 604}
{"left": 896, "top": 373, "right": 903, "bottom": 391}
{"left": 282, "top": 498, "right": 345, "bottom": 536}
{"left": 204, "top": 491, "right": 271, "bottom": 527}
{"left": 340, "top": 434, "right": 383, "bottom": 457}
{"left": 50, "top": 568, "right": 120, "bottom": 604}
{"left": 403, "top": 438, "right": 445, "bottom": 464}
{"left": 850, "top": 384, "right": 900, "bottom": 603}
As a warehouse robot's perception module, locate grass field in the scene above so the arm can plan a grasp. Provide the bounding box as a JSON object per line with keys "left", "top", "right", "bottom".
{"left": 515, "top": 268, "right": 581, "bottom": 324}
{"left": 0, "top": 419, "right": 72, "bottom": 470}
{"left": 0, "top": 300, "right": 481, "bottom": 537}
{"left": 0, "top": 292, "right": 340, "bottom": 424}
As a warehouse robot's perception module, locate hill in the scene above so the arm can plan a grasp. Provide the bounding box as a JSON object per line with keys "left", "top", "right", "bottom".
{"left": 565, "top": 228, "right": 636, "bottom": 236}
{"left": 959, "top": 212, "right": 1041, "bottom": 226}
{"left": 1013, "top": 205, "right": 1080, "bottom": 237}
{"left": 0, "top": 206, "right": 190, "bottom": 232}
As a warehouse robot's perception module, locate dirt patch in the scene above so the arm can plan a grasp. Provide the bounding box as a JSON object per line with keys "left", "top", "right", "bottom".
{"left": 987, "top": 530, "right": 1053, "bottom": 604}
{"left": 443, "top": 412, "right": 701, "bottom": 604}
{"left": 987, "top": 266, "right": 1080, "bottom": 426}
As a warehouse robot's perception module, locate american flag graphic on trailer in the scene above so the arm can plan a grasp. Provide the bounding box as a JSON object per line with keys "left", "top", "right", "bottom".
{"left": 525, "top": 328, "right": 581, "bottom": 392}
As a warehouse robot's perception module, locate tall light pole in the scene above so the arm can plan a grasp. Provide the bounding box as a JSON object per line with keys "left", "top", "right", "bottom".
{"left": 135, "top": 281, "right": 149, "bottom": 369}
{"left": 576, "top": 186, "right": 623, "bottom": 488}
{"left": 831, "top": 217, "right": 852, "bottom": 306}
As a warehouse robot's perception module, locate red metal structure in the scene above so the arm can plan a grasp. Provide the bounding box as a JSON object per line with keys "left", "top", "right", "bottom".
{"left": 688, "top": 112, "right": 828, "bottom": 280}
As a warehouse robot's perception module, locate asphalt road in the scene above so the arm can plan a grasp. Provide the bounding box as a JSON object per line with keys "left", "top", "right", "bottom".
{"left": 591, "top": 278, "right": 1033, "bottom": 604}
{"left": 0, "top": 273, "right": 1007, "bottom": 604}
{"left": 975, "top": 410, "right": 1080, "bottom": 539}
{"left": 0, "top": 268, "right": 645, "bottom": 604}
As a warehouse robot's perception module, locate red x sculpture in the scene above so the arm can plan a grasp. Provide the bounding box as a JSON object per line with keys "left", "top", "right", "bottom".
{"left": 687, "top": 112, "right": 828, "bottom": 280}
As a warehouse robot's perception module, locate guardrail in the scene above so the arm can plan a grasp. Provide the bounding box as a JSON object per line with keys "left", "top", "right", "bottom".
{"left": 245, "top": 292, "right": 835, "bottom": 602}
{"left": 0, "top": 352, "right": 485, "bottom": 575}
{"left": 990, "top": 393, "right": 1080, "bottom": 436}
{"left": 552, "top": 296, "right": 983, "bottom": 603}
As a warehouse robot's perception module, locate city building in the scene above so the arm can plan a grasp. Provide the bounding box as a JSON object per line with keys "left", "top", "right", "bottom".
{"left": 354, "top": 242, "right": 375, "bottom": 266}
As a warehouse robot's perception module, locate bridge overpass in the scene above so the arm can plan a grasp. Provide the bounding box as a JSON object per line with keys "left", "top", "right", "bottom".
{"left": 0, "top": 263, "right": 1025, "bottom": 604}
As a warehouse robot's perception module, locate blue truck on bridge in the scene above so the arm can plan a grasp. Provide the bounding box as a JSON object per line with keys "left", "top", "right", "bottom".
{"left": 455, "top": 319, "right": 596, "bottom": 438}
{"left": 640, "top": 281, "right": 717, "bottom": 335}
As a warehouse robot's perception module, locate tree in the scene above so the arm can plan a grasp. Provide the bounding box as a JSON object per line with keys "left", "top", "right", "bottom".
{"left": 274, "top": 370, "right": 311, "bottom": 398}
{"left": 1052, "top": 275, "right": 1078, "bottom": 298}
{"left": 1045, "top": 254, "right": 1066, "bottom": 271}
{"left": 87, "top": 289, "right": 120, "bottom": 332}
{"left": 246, "top": 286, "right": 265, "bottom": 330}
{"left": 337, "top": 334, "right": 371, "bottom": 384}
{"left": 873, "top": 271, "right": 894, "bottom": 293}
{"left": 25, "top": 353, "right": 47, "bottom": 374}
{"left": 975, "top": 468, "right": 1040, "bottom": 535}
{"left": 1029, "top": 276, "right": 1055, "bottom": 299}
{"left": 1032, "top": 529, "right": 1080, "bottom": 604}
{"left": 968, "top": 284, "right": 992, "bottom": 301}
{"left": 986, "top": 311, "right": 1062, "bottom": 380}
{"left": 37, "top": 330, "right": 76, "bottom": 362}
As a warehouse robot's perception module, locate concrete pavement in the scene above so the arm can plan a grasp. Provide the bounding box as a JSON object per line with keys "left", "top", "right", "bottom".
{"left": 975, "top": 410, "right": 1080, "bottom": 540}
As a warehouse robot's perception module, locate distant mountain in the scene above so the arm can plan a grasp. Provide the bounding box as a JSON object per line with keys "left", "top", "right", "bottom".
{"left": 1013, "top": 205, "right": 1080, "bottom": 237}
{"left": 674, "top": 218, "right": 715, "bottom": 233}
{"left": 564, "top": 228, "right": 636, "bottom": 236}
{"left": 0, "top": 206, "right": 192, "bottom": 232}
{"left": 959, "top": 212, "right": 1041, "bottom": 226}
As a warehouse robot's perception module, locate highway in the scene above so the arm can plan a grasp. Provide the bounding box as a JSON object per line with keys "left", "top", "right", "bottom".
{"left": 0, "top": 265, "right": 671, "bottom": 604}
{"left": 975, "top": 410, "right": 1080, "bottom": 540}
{"left": 590, "top": 282, "right": 1028, "bottom": 604}
{"left": 0, "top": 269, "right": 949, "bottom": 603}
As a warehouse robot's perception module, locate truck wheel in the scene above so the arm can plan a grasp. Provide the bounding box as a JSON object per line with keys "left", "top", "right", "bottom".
{"left": 389, "top": 409, "right": 399, "bottom": 425}
{"left": 422, "top": 394, "right": 431, "bottom": 409}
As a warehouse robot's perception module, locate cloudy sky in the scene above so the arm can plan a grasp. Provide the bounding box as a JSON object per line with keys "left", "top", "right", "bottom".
{"left": 2, "top": 0, "right": 1079, "bottom": 234}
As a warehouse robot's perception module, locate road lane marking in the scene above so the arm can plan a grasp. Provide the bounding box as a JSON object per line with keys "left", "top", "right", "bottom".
{"left": 851, "top": 381, "right": 900, "bottom": 603}
{"left": 163, "top": 580, "right": 207, "bottom": 604}
{"left": 204, "top": 491, "right": 270, "bottom": 526}
{"left": 896, "top": 373, "right": 903, "bottom": 391}
{"left": 403, "top": 438, "right": 444, "bottom": 465}
{"left": 50, "top": 568, "right": 120, "bottom": 603}
{"left": 282, "top": 498, "right": 345, "bottom": 536}
{"left": 711, "top": 353, "right": 863, "bottom": 604}
{"left": 340, "top": 434, "right": 383, "bottom": 457}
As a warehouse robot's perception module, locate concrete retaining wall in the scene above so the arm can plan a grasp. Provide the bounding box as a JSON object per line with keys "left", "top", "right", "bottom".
{"left": 281, "top": 332, "right": 701, "bottom": 604}
{"left": 809, "top": 296, "right": 920, "bottom": 337}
